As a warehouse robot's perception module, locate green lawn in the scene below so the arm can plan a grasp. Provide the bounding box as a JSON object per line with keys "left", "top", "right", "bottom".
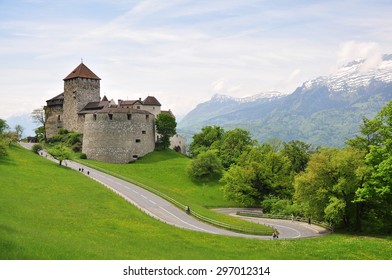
{"left": 1, "top": 145, "right": 391, "bottom": 260}
{"left": 80, "top": 149, "right": 271, "bottom": 234}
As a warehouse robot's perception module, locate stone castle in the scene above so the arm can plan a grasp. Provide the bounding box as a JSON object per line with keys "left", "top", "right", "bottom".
{"left": 45, "top": 63, "right": 185, "bottom": 163}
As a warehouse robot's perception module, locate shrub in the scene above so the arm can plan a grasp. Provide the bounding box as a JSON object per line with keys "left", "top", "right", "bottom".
{"left": 79, "top": 153, "right": 87, "bottom": 159}
{"left": 31, "top": 143, "right": 43, "bottom": 154}
{"left": 188, "top": 150, "right": 223, "bottom": 181}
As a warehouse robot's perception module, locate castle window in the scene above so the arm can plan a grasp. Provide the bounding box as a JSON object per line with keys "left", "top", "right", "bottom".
{"left": 93, "top": 114, "right": 97, "bottom": 121}
{"left": 142, "top": 130, "right": 146, "bottom": 134}
{"left": 146, "top": 114, "right": 149, "bottom": 121}
{"left": 137, "top": 106, "right": 140, "bottom": 109}
{"left": 108, "top": 114, "right": 113, "bottom": 120}
{"left": 57, "top": 115, "right": 61, "bottom": 121}
{"left": 127, "top": 114, "right": 132, "bottom": 120}
{"left": 133, "top": 155, "right": 138, "bottom": 159}
{"left": 136, "top": 139, "right": 141, "bottom": 143}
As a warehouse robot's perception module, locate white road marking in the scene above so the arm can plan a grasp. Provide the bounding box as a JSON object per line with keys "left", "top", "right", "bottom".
{"left": 149, "top": 200, "right": 157, "bottom": 205}
{"left": 141, "top": 195, "right": 148, "bottom": 200}
{"left": 158, "top": 206, "right": 215, "bottom": 234}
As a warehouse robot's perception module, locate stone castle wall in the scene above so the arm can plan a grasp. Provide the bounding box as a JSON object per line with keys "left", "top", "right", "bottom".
{"left": 45, "top": 105, "right": 63, "bottom": 138}
{"left": 63, "top": 78, "right": 100, "bottom": 133}
{"left": 82, "top": 112, "right": 156, "bottom": 163}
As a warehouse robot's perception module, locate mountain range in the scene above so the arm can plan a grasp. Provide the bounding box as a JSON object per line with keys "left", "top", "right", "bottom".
{"left": 178, "top": 54, "right": 392, "bottom": 147}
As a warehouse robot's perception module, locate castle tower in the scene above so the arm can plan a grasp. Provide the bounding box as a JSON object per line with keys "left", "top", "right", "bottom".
{"left": 62, "top": 63, "right": 101, "bottom": 133}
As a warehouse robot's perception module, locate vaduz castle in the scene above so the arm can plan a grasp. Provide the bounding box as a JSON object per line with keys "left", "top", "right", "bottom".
{"left": 45, "top": 63, "right": 185, "bottom": 163}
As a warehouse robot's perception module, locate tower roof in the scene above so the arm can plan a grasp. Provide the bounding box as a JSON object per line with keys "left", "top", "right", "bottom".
{"left": 63, "top": 63, "right": 101, "bottom": 81}
{"left": 143, "top": 96, "right": 161, "bottom": 106}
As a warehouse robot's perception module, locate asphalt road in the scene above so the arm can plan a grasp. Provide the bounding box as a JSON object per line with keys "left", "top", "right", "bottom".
{"left": 20, "top": 142, "right": 330, "bottom": 240}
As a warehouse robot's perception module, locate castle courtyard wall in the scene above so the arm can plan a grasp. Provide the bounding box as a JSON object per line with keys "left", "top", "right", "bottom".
{"left": 82, "top": 112, "right": 155, "bottom": 163}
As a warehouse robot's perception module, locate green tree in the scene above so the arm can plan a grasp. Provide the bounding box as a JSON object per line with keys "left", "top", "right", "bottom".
{"left": 14, "top": 124, "right": 24, "bottom": 141}
{"left": 47, "top": 144, "right": 72, "bottom": 166}
{"left": 156, "top": 113, "right": 177, "bottom": 149}
{"left": 0, "top": 119, "right": 9, "bottom": 134}
{"left": 0, "top": 119, "right": 10, "bottom": 157}
{"left": 32, "top": 107, "right": 48, "bottom": 141}
{"left": 221, "top": 144, "right": 292, "bottom": 206}
{"left": 350, "top": 102, "right": 392, "bottom": 232}
{"left": 34, "top": 126, "right": 45, "bottom": 142}
{"left": 294, "top": 147, "right": 366, "bottom": 229}
{"left": 187, "top": 150, "right": 223, "bottom": 181}
{"left": 282, "top": 140, "right": 314, "bottom": 173}
{"left": 219, "top": 128, "right": 255, "bottom": 168}
{"left": 189, "top": 125, "right": 225, "bottom": 157}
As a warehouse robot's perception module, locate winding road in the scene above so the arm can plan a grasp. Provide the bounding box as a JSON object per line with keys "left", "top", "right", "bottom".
{"left": 20, "top": 142, "right": 330, "bottom": 240}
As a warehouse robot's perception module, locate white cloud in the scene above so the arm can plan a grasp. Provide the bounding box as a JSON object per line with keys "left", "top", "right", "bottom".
{"left": 336, "top": 41, "right": 383, "bottom": 70}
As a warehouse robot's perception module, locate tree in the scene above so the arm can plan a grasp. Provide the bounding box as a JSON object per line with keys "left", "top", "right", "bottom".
{"left": 189, "top": 126, "right": 225, "bottom": 157}
{"left": 34, "top": 126, "right": 45, "bottom": 142}
{"left": 0, "top": 119, "right": 10, "bottom": 157}
{"left": 345, "top": 100, "right": 392, "bottom": 232}
{"left": 221, "top": 143, "right": 292, "bottom": 206}
{"left": 188, "top": 150, "right": 223, "bottom": 181}
{"left": 47, "top": 144, "right": 72, "bottom": 166}
{"left": 294, "top": 147, "right": 366, "bottom": 229}
{"left": 219, "top": 128, "right": 255, "bottom": 168}
{"left": 14, "top": 124, "right": 24, "bottom": 141}
{"left": 282, "top": 140, "right": 314, "bottom": 173}
{"left": 155, "top": 113, "right": 177, "bottom": 149}
{"left": 32, "top": 107, "right": 49, "bottom": 141}
{"left": 0, "top": 119, "right": 9, "bottom": 134}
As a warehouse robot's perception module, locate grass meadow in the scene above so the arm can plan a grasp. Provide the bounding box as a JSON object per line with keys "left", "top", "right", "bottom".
{"left": 80, "top": 149, "right": 272, "bottom": 233}
{"left": 0, "top": 145, "right": 391, "bottom": 260}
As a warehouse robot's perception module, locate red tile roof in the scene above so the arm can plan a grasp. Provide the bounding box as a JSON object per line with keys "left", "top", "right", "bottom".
{"left": 63, "top": 63, "right": 101, "bottom": 81}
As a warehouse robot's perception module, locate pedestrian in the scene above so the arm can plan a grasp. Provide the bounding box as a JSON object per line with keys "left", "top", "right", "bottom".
{"left": 185, "top": 205, "right": 190, "bottom": 214}
{"left": 78, "top": 168, "right": 81, "bottom": 172}
{"left": 308, "top": 217, "right": 311, "bottom": 225}
{"left": 87, "top": 171, "right": 90, "bottom": 175}
{"left": 81, "top": 168, "right": 84, "bottom": 173}
{"left": 291, "top": 214, "right": 294, "bottom": 222}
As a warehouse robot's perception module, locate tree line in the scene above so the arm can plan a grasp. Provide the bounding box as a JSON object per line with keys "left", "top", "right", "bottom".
{"left": 0, "top": 119, "right": 24, "bottom": 157}
{"left": 188, "top": 101, "right": 392, "bottom": 233}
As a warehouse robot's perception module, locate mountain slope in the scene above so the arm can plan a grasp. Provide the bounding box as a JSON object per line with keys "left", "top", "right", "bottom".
{"left": 178, "top": 55, "right": 392, "bottom": 147}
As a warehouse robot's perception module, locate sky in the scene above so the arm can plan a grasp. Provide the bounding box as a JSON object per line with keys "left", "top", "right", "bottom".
{"left": 1, "top": 0, "right": 392, "bottom": 121}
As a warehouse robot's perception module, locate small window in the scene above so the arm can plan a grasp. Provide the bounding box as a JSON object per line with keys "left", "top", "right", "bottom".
{"left": 137, "top": 106, "right": 140, "bottom": 109}
{"left": 146, "top": 115, "right": 149, "bottom": 121}
{"left": 108, "top": 114, "right": 113, "bottom": 120}
{"left": 57, "top": 115, "right": 61, "bottom": 121}
{"left": 136, "top": 139, "right": 141, "bottom": 143}
{"left": 142, "top": 130, "right": 146, "bottom": 134}
{"left": 127, "top": 114, "right": 132, "bottom": 120}
{"left": 93, "top": 114, "right": 97, "bottom": 121}
{"left": 133, "top": 155, "right": 138, "bottom": 159}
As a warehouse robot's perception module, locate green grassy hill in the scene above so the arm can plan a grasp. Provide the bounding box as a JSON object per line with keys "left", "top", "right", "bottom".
{"left": 1, "top": 145, "right": 391, "bottom": 259}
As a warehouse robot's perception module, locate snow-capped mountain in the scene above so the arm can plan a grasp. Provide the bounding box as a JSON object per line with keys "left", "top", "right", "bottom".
{"left": 178, "top": 55, "right": 392, "bottom": 147}
{"left": 303, "top": 54, "right": 392, "bottom": 98}
{"left": 212, "top": 91, "right": 287, "bottom": 104}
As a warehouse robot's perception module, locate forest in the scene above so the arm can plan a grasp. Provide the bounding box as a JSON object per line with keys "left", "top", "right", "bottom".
{"left": 188, "top": 100, "right": 392, "bottom": 233}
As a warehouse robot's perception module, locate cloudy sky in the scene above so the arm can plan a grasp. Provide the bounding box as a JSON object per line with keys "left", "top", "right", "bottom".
{"left": 1, "top": 0, "right": 392, "bottom": 120}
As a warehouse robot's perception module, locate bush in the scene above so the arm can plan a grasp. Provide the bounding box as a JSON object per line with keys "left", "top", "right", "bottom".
{"left": 261, "top": 196, "right": 302, "bottom": 216}
{"left": 188, "top": 150, "right": 223, "bottom": 181}
{"left": 79, "top": 153, "right": 87, "bottom": 159}
{"left": 31, "top": 143, "right": 43, "bottom": 154}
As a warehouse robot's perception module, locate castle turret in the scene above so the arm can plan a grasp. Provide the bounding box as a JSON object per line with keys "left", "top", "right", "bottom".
{"left": 62, "top": 63, "right": 101, "bottom": 133}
